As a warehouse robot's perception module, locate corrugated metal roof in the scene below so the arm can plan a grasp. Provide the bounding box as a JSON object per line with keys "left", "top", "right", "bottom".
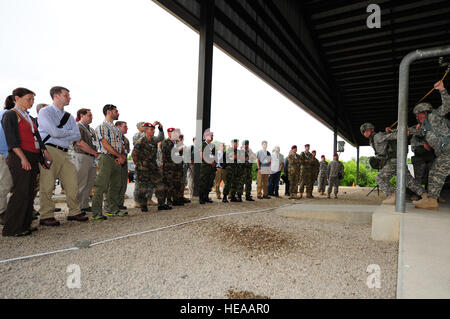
{"left": 153, "top": 0, "right": 450, "bottom": 146}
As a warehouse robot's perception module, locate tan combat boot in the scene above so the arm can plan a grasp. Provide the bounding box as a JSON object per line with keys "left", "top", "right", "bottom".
{"left": 413, "top": 194, "right": 439, "bottom": 210}
{"left": 382, "top": 194, "right": 396, "bottom": 205}
{"left": 297, "top": 193, "right": 303, "bottom": 199}
{"left": 320, "top": 192, "right": 325, "bottom": 196}
{"left": 147, "top": 199, "right": 158, "bottom": 206}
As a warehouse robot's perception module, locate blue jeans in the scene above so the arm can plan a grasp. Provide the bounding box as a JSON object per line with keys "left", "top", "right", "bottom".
{"left": 268, "top": 171, "right": 281, "bottom": 196}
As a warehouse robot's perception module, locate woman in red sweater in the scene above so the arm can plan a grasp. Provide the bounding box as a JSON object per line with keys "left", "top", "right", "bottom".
{"left": 2, "top": 88, "right": 52, "bottom": 237}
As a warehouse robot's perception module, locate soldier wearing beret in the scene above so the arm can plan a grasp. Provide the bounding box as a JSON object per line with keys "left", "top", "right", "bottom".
{"left": 241, "top": 140, "right": 255, "bottom": 201}
{"left": 131, "top": 122, "right": 170, "bottom": 212}
{"left": 299, "top": 144, "right": 315, "bottom": 198}
{"left": 199, "top": 131, "right": 216, "bottom": 204}
{"left": 162, "top": 127, "right": 184, "bottom": 206}
{"left": 222, "top": 139, "right": 244, "bottom": 203}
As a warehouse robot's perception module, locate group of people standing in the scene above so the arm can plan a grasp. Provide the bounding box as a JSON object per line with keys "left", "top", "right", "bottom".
{"left": 285, "top": 144, "right": 344, "bottom": 200}
{"left": 0, "top": 86, "right": 192, "bottom": 237}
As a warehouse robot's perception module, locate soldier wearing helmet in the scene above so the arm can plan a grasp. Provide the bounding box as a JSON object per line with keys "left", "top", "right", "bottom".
{"left": 360, "top": 122, "right": 427, "bottom": 205}
{"left": 411, "top": 81, "right": 450, "bottom": 210}
{"left": 408, "top": 103, "right": 436, "bottom": 201}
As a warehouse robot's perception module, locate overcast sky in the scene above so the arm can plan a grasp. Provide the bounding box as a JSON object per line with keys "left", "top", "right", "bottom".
{"left": 0, "top": 0, "right": 379, "bottom": 161}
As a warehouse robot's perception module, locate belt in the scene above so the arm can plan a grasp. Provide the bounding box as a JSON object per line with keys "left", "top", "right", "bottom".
{"left": 103, "top": 153, "right": 117, "bottom": 159}
{"left": 46, "top": 143, "right": 68, "bottom": 152}
{"left": 75, "top": 152, "right": 95, "bottom": 158}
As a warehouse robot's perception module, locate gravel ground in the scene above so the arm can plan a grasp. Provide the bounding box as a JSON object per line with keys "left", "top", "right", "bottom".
{"left": 0, "top": 187, "right": 397, "bottom": 299}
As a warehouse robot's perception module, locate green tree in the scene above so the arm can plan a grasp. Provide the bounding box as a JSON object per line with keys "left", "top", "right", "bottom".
{"left": 340, "top": 159, "right": 377, "bottom": 187}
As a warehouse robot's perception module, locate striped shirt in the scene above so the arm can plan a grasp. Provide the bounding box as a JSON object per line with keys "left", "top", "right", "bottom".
{"left": 95, "top": 121, "right": 123, "bottom": 155}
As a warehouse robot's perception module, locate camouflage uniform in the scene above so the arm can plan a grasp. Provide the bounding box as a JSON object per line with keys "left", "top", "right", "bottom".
{"left": 370, "top": 131, "right": 424, "bottom": 197}
{"left": 241, "top": 144, "right": 255, "bottom": 199}
{"left": 410, "top": 131, "right": 435, "bottom": 190}
{"left": 287, "top": 152, "right": 301, "bottom": 196}
{"left": 317, "top": 161, "right": 328, "bottom": 193}
{"left": 223, "top": 146, "right": 244, "bottom": 199}
{"left": 299, "top": 151, "right": 314, "bottom": 195}
{"left": 131, "top": 133, "right": 166, "bottom": 206}
{"left": 327, "top": 160, "right": 344, "bottom": 195}
{"left": 162, "top": 138, "right": 183, "bottom": 204}
{"left": 312, "top": 156, "right": 320, "bottom": 188}
{"left": 199, "top": 140, "right": 216, "bottom": 201}
{"left": 132, "top": 131, "right": 153, "bottom": 203}
{"left": 414, "top": 89, "right": 450, "bottom": 198}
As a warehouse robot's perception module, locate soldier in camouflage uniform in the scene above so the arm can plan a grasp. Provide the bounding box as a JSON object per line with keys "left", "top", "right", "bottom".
{"left": 326, "top": 153, "right": 344, "bottom": 199}
{"left": 311, "top": 150, "right": 320, "bottom": 195}
{"left": 131, "top": 122, "right": 171, "bottom": 212}
{"left": 360, "top": 123, "right": 427, "bottom": 205}
{"left": 409, "top": 130, "right": 435, "bottom": 198}
{"left": 132, "top": 121, "right": 154, "bottom": 208}
{"left": 299, "top": 144, "right": 315, "bottom": 198}
{"left": 177, "top": 132, "right": 190, "bottom": 204}
{"left": 222, "top": 139, "right": 244, "bottom": 203}
{"left": 317, "top": 155, "right": 328, "bottom": 195}
{"left": 162, "top": 128, "right": 184, "bottom": 206}
{"left": 199, "top": 131, "right": 216, "bottom": 204}
{"left": 412, "top": 81, "right": 450, "bottom": 210}
{"left": 287, "top": 145, "right": 301, "bottom": 199}
{"left": 241, "top": 140, "right": 255, "bottom": 201}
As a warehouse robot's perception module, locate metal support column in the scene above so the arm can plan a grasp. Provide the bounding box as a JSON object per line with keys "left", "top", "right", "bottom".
{"left": 193, "top": 0, "right": 215, "bottom": 197}
{"left": 396, "top": 45, "right": 450, "bottom": 212}
{"left": 333, "top": 127, "right": 337, "bottom": 154}
{"left": 356, "top": 146, "right": 360, "bottom": 186}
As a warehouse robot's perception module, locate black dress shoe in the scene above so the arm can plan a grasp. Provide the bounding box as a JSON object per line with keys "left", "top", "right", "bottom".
{"left": 237, "top": 195, "right": 243, "bottom": 202}
{"left": 158, "top": 204, "right": 172, "bottom": 210}
{"left": 118, "top": 205, "right": 127, "bottom": 210}
{"left": 246, "top": 196, "right": 255, "bottom": 201}
{"left": 141, "top": 206, "right": 148, "bottom": 212}
{"left": 183, "top": 198, "right": 191, "bottom": 203}
{"left": 172, "top": 200, "right": 184, "bottom": 206}
{"left": 222, "top": 197, "right": 229, "bottom": 203}
{"left": 54, "top": 208, "right": 62, "bottom": 212}
{"left": 39, "top": 218, "right": 60, "bottom": 227}
{"left": 206, "top": 198, "right": 213, "bottom": 203}
{"left": 263, "top": 195, "right": 271, "bottom": 199}
{"left": 13, "top": 230, "right": 32, "bottom": 237}
{"left": 67, "top": 213, "right": 89, "bottom": 222}
{"left": 28, "top": 227, "right": 38, "bottom": 232}
{"left": 230, "top": 196, "right": 239, "bottom": 202}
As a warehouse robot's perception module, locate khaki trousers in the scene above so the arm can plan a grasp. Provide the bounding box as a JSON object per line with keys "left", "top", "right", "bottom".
{"left": 73, "top": 152, "right": 96, "bottom": 210}
{"left": 257, "top": 171, "right": 269, "bottom": 197}
{"left": 214, "top": 167, "right": 227, "bottom": 196}
{"left": 39, "top": 146, "right": 81, "bottom": 219}
{"left": 0, "top": 154, "right": 13, "bottom": 216}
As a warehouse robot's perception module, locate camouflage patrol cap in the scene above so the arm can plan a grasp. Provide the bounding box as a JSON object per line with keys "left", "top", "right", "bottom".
{"left": 360, "top": 123, "right": 375, "bottom": 134}
{"left": 413, "top": 102, "right": 432, "bottom": 115}
{"left": 136, "top": 121, "right": 145, "bottom": 128}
